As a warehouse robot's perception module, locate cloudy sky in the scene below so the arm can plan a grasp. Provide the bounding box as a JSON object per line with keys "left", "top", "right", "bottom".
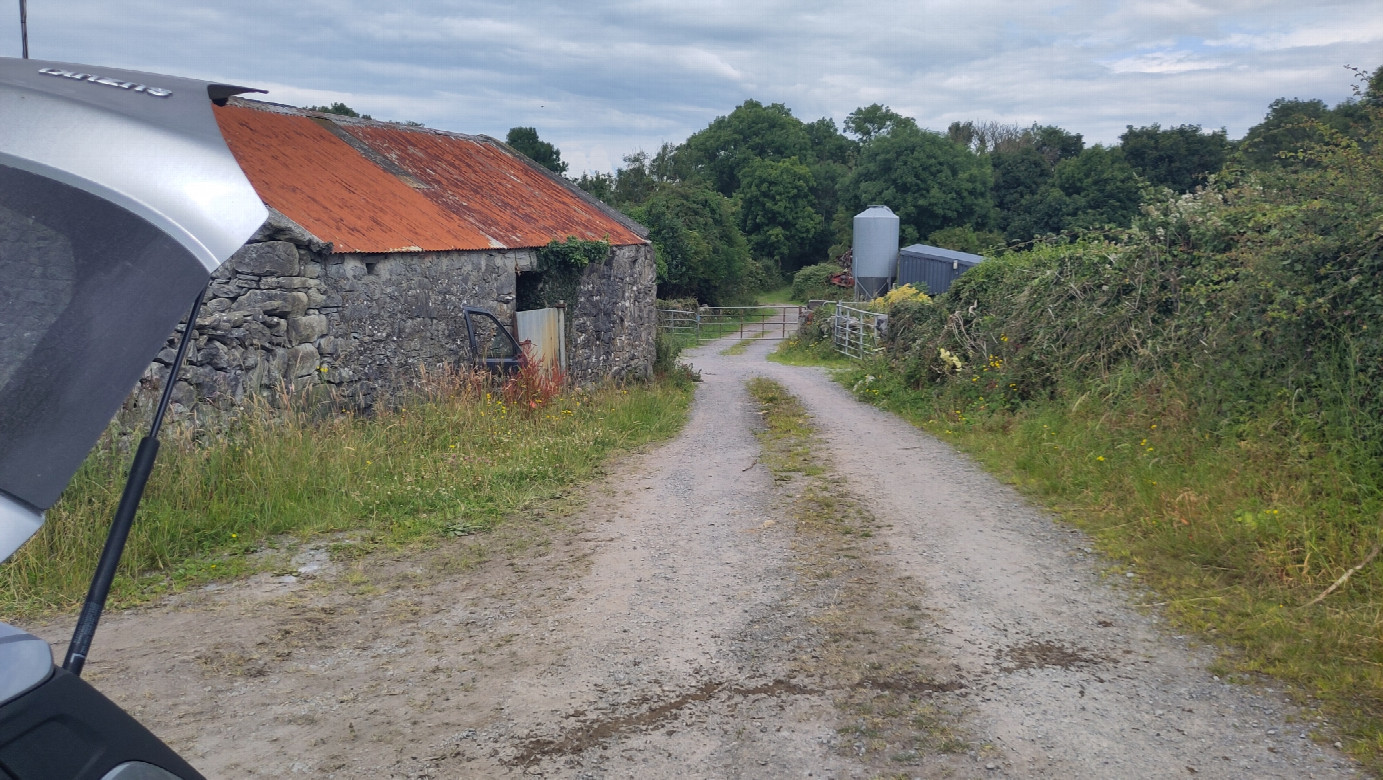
{"left": 7, "top": 1, "right": 1382, "bottom": 173}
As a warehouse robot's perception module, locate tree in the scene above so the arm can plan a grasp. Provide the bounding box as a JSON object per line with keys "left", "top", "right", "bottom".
{"left": 928, "top": 225, "right": 1004, "bottom": 255}
{"left": 847, "top": 124, "right": 993, "bottom": 245}
{"left": 1120, "top": 123, "right": 1230, "bottom": 192}
{"left": 306, "top": 102, "right": 372, "bottom": 120}
{"left": 626, "top": 184, "right": 760, "bottom": 304}
{"left": 845, "top": 104, "right": 916, "bottom": 143}
{"left": 736, "top": 157, "right": 825, "bottom": 273}
{"left": 505, "top": 127, "right": 568, "bottom": 175}
{"left": 1051, "top": 146, "right": 1143, "bottom": 230}
{"left": 1236, "top": 98, "right": 1335, "bottom": 169}
{"left": 1000, "top": 146, "right": 1143, "bottom": 239}
{"left": 991, "top": 145, "right": 1053, "bottom": 235}
{"left": 1028, "top": 124, "right": 1084, "bottom": 165}
{"left": 575, "top": 171, "right": 615, "bottom": 204}
{"left": 947, "top": 120, "right": 1025, "bottom": 154}
{"left": 680, "top": 100, "right": 811, "bottom": 196}
{"left": 805, "top": 117, "right": 855, "bottom": 166}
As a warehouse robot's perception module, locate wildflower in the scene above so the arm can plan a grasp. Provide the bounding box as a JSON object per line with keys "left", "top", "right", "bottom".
{"left": 938, "top": 348, "right": 964, "bottom": 372}
{"left": 1096, "top": 455, "right": 1105, "bottom": 462}
{"left": 231, "top": 533, "right": 238, "bottom": 539}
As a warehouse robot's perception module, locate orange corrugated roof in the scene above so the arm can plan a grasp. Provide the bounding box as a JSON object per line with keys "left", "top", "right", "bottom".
{"left": 342, "top": 125, "right": 645, "bottom": 248}
{"left": 213, "top": 103, "right": 644, "bottom": 253}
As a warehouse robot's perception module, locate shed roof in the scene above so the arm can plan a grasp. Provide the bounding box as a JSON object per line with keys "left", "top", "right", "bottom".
{"left": 899, "top": 243, "right": 984, "bottom": 266}
{"left": 213, "top": 100, "right": 645, "bottom": 254}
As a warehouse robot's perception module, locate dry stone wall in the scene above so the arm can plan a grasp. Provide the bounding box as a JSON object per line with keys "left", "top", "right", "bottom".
{"left": 568, "top": 244, "right": 656, "bottom": 384}
{"left": 147, "top": 210, "right": 655, "bottom": 413}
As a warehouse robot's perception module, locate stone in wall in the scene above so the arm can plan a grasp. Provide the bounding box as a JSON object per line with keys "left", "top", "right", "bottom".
{"left": 316, "top": 249, "right": 520, "bottom": 408}
{"left": 567, "top": 243, "right": 657, "bottom": 385}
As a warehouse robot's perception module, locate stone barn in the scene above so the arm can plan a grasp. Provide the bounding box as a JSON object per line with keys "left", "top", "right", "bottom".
{"left": 161, "top": 99, "right": 654, "bottom": 410}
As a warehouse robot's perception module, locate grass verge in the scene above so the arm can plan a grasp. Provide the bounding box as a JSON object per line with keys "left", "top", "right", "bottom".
{"left": 720, "top": 339, "right": 755, "bottom": 356}
{"left": 755, "top": 284, "right": 796, "bottom": 305}
{"left": 2, "top": 375, "right": 691, "bottom": 620}
{"left": 769, "top": 331, "right": 859, "bottom": 369}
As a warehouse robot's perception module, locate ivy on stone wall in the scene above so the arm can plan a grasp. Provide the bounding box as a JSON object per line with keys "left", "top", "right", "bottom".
{"left": 539, "top": 236, "right": 611, "bottom": 271}
{"left": 517, "top": 236, "right": 612, "bottom": 312}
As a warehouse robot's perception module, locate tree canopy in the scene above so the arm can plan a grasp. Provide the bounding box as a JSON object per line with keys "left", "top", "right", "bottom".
{"left": 506, "top": 127, "right": 568, "bottom": 175}
{"left": 305, "top": 102, "right": 372, "bottom": 120}
{"left": 569, "top": 65, "right": 1379, "bottom": 303}
{"left": 1120, "top": 124, "right": 1230, "bottom": 192}
{"left": 625, "top": 184, "right": 761, "bottom": 305}
{"left": 849, "top": 123, "right": 993, "bottom": 246}
{"left": 736, "top": 157, "right": 826, "bottom": 273}
{"left": 679, "top": 100, "right": 812, "bottom": 196}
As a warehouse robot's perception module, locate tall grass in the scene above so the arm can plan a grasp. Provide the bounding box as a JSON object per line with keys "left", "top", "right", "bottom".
{"left": 1, "top": 370, "right": 690, "bottom": 619}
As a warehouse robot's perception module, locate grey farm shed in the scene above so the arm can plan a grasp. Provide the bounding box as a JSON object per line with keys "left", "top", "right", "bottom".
{"left": 896, "top": 244, "right": 984, "bottom": 296}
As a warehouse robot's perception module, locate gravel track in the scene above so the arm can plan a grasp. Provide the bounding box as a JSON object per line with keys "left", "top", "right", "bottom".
{"left": 25, "top": 327, "right": 1362, "bottom": 778}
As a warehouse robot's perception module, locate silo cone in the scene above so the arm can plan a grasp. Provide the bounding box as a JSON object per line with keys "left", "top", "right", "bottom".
{"left": 852, "top": 205, "right": 899, "bottom": 299}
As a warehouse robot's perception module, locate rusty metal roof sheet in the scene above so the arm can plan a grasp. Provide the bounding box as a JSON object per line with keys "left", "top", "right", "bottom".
{"left": 342, "top": 125, "right": 645, "bottom": 249}
{"left": 214, "top": 102, "right": 645, "bottom": 253}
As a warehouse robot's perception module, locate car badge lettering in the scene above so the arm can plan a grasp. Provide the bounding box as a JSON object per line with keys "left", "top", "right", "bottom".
{"left": 38, "top": 67, "right": 172, "bottom": 98}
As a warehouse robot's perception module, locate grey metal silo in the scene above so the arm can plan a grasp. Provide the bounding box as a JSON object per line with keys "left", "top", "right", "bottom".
{"left": 852, "top": 205, "right": 899, "bottom": 300}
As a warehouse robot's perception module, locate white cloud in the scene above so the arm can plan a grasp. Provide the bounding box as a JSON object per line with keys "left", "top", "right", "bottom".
{"left": 1208, "top": 19, "right": 1383, "bottom": 51}
{"left": 7, "top": 0, "right": 1381, "bottom": 171}
{"left": 1102, "top": 51, "right": 1233, "bottom": 74}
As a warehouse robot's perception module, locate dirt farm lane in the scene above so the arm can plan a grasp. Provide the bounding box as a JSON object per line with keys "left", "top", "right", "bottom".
{"left": 29, "top": 334, "right": 1362, "bottom": 778}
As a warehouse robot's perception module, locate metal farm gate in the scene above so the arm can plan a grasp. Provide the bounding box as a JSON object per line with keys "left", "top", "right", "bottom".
{"left": 657, "top": 305, "right": 804, "bottom": 344}
{"left": 827, "top": 303, "right": 887, "bottom": 359}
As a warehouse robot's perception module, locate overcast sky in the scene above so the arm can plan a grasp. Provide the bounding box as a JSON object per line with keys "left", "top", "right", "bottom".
{"left": 7, "top": 1, "right": 1382, "bottom": 174}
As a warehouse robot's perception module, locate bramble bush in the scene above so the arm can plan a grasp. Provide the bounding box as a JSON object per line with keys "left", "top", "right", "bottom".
{"left": 866, "top": 96, "right": 1383, "bottom": 762}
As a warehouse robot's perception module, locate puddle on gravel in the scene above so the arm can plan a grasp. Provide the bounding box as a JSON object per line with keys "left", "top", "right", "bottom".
{"left": 998, "top": 639, "right": 1106, "bottom": 672}
{"left": 509, "top": 677, "right": 819, "bottom": 766}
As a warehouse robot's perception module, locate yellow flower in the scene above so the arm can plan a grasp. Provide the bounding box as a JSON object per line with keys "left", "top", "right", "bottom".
{"left": 1096, "top": 455, "right": 1105, "bottom": 462}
